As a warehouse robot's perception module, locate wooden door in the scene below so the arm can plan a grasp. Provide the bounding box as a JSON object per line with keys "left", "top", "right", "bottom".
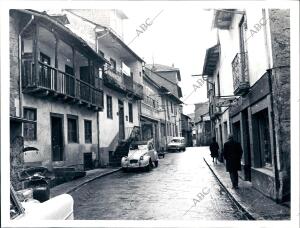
{"left": 51, "top": 115, "right": 64, "bottom": 161}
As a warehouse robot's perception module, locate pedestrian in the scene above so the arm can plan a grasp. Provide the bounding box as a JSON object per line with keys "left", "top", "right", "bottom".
{"left": 209, "top": 137, "right": 219, "bottom": 164}
{"left": 223, "top": 133, "right": 243, "bottom": 189}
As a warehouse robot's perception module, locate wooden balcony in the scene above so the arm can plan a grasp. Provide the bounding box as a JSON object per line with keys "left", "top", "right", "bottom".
{"left": 104, "top": 69, "right": 143, "bottom": 100}
{"left": 22, "top": 60, "right": 103, "bottom": 111}
{"left": 232, "top": 52, "right": 250, "bottom": 96}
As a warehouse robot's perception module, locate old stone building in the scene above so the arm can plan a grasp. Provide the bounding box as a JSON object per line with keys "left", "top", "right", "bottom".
{"left": 144, "top": 64, "right": 183, "bottom": 150}
{"left": 194, "top": 102, "right": 212, "bottom": 146}
{"left": 47, "top": 9, "right": 144, "bottom": 167}
{"left": 202, "top": 9, "right": 290, "bottom": 202}
{"left": 10, "top": 9, "right": 107, "bottom": 173}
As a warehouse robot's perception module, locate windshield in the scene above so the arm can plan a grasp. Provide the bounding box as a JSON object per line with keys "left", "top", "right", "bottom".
{"left": 130, "top": 144, "right": 147, "bottom": 150}
{"left": 171, "top": 139, "right": 181, "bottom": 143}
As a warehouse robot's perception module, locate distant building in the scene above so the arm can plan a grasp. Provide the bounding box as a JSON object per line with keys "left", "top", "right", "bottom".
{"left": 141, "top": 65, "right": 182, "bottom": 150}
{"left": 194, "top": 102, "right": 211, "bottom": 146}
{"left": 144, "top": 64, "right": 183, "bottom": 149}
{"left": 181, "top": 114, "right": 193, "bottom": 147}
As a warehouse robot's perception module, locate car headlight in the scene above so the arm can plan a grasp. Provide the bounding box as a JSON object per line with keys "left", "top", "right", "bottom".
{"left": 140, "top": 156, "right": 144, "bottom": 160}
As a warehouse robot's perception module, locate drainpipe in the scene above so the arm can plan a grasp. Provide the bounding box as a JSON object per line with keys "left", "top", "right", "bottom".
{"left": 95, "top": 34, "right": 101, "bottom": 167}
{"left": 18, "top": 15, "right": 34, "bottom": 118}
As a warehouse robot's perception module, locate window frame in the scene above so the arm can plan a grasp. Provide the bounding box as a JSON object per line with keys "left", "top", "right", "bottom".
{"left": 23, "top": 107, "right": 37, "bottom": 141}
{"left": 106, "top": 95, "right": 113, "bottom": 119}
{"left": 128, "top": 102, "right": 133, "bottom": 123}
{"left": 84, "top": 119, "right": 92, "bottom": 144}
{"left": 67, "top": 115, "right": 79, "bottom": 143}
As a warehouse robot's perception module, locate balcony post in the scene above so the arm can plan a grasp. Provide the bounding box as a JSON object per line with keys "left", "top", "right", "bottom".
{"left": 72, "top": 47, "right": 77, "bottom": 98}
{"left": 88, "top": 59, "right": 92, "bottom": 103}
{"left": 33, "top": 23, "right": 39, "bottom": 85}
{"left": 54, "top": 34, "right": 58, "bottom": 92}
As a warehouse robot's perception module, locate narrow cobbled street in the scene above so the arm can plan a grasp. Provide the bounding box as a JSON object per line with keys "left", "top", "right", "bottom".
{"left": 71, "top": 147, "right": 249, "bottom": 220}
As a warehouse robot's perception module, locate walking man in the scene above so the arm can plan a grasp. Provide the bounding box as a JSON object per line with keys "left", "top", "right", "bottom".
{"left": 209, "top": 137, "right": 219, "bottom": 164}
{"left": 223, "top": 133, "right": 243, "bottom": 189}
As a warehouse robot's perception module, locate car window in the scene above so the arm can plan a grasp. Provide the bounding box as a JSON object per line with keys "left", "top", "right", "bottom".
{"left": 171, "top": 139, "right": 180, "bottom": 143}
{"left": 138, "top": 145, "right": 147, "bottom": 150}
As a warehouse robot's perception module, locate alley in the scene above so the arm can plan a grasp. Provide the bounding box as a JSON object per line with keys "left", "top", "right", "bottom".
{"left": 70, "top": 147, "right": 250, "bottom": 220}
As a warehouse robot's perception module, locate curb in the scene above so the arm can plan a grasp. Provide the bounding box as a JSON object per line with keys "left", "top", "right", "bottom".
{"left": 203, "top": 157, "right": 257, "bottom": 220}
{"left": 64, "top": 168, "right": 122, "bottom": 195}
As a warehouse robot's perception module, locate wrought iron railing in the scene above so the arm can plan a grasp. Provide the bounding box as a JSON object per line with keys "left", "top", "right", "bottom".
{"left": 22, "top": 60, "right": 103, "bottom": 108}
{"left": 231, "top": 52, "right": 250, "bottom": 95}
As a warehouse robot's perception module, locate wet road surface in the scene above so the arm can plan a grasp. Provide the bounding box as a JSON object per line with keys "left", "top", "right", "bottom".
{"left": 71, "top": 147, "right": 250, "bottom": 220}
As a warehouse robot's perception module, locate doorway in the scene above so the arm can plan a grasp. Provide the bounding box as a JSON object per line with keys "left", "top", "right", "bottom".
{"left": 51, "top": 114, "right": 64, "bottom": 161}
{"left": 118, "top": 100, "right": 125, "bottom": 140}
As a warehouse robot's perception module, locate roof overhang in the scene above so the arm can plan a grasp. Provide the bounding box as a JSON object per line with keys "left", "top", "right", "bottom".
{"left": 213, "top": 9, "right": 236, "bottom": 29}
{"left": 202, "top": 44, "right": 220, "bottom": 76}
{"left": 96, "top": 28, "right": 144, "bottom": 64}
{"left": 15, "top": 9, "right": 109, "bottom": 65}
{"left": 161, "top": 86, "right": 183, "bottom": 104}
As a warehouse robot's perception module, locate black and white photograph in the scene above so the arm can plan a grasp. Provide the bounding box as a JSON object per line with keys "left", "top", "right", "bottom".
{"left": 1, "top": 0, "right": 299, "bottom": 227}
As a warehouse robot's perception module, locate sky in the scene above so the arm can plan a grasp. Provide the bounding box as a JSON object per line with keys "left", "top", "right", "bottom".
{"left": 119, "top": 4, "right": 218, "bottom": 115}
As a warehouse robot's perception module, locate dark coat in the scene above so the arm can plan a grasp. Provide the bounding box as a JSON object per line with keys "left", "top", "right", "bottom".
{"left": 209, "top": 142, "right": 219, "bottom": 158}
{"left": 223, "top": 139, "right": 243, "bottom": 172}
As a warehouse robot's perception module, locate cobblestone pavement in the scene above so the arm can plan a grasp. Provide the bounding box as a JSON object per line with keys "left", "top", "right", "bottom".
{"left": 70, "top": 147, "right": 250, "bottom": 220}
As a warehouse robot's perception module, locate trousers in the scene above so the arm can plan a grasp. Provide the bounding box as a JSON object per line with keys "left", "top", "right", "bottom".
{"left": 229, "top": 171, "right": 239, "bottom": 187}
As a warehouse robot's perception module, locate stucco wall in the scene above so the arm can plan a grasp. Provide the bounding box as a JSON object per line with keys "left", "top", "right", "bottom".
{"left": 22, "top": 94, "right": 98, "bottom": 170}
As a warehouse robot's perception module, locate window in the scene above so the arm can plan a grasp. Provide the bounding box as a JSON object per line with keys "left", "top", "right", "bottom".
{"left": 110, "top": 58, "right": 116, "bottom": 72}
{"left": 23, "top": 108, "right": 37, "bottom": 141}
{"left": 171, "top": 102, "right": 173, "bottom": 113}
{"left": 84, "top": 120, "right": 92, "bottom": 143}
{"left": 68, "top": 116, "right": 78, "bottom": 143}
{"left": 128, "top": 103, "right": 133, "bottom": 123}
{"left": 107, "top": 95, "right": 113, "bottom": 119}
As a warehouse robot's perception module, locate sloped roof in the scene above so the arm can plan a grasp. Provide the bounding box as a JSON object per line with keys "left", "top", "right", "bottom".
{"left": 146, "top": 63, "right": 179, "bottom": 72}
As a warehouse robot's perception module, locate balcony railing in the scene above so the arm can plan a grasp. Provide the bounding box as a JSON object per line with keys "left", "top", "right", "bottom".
{"left": 104, "top": 69, "right": 143, "bottom": 100}
{"left": 232, "top": 52, "right": 250, "bottom": 95}
{"left": 133, "top": 81, "right": 143, "bottom": 99}
{"left": 22, "top": 60, "right": 103, "bottom": 110}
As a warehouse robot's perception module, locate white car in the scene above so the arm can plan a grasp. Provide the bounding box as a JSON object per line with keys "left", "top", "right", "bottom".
{"left": 121, "top": 140, "right": 159, "bottom": 171}
{"left": 167, "top": 137, "right": 186, "bottom": 152}
{"left": 10, "top": 185, "right": 74, "bottom": 220}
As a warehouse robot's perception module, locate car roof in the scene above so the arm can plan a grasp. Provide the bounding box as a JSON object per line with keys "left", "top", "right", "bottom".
{"left": 131, "top": 140, "right": 150, "bottom": 145}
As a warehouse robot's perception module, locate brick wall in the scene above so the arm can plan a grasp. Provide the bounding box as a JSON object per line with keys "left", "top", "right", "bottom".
{"left": 269, "top": 9, "right": 290, "bottom": 201}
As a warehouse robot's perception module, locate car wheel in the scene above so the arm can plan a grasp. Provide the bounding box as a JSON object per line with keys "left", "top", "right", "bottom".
{"left": 145, "top": 159, "right": 152, "bottom": 171}
{"left": 183, "top": 148, "right": 186, "bottom": 151}
{"left": 122, "top": 167, "right": 128, "bottom": 172}
{"left": 154, "top": 160, "right": 158, "bottom": 167}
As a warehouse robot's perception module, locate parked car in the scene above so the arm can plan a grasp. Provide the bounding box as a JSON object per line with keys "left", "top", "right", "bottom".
{"left": 121, "top": 140, "right": 159, "bottom": 171}
{"left": 10, "top": 184, "right": 74, "bottom": 220}
{"left": 167, "top": 137, "right": 186, "bottom": 152}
